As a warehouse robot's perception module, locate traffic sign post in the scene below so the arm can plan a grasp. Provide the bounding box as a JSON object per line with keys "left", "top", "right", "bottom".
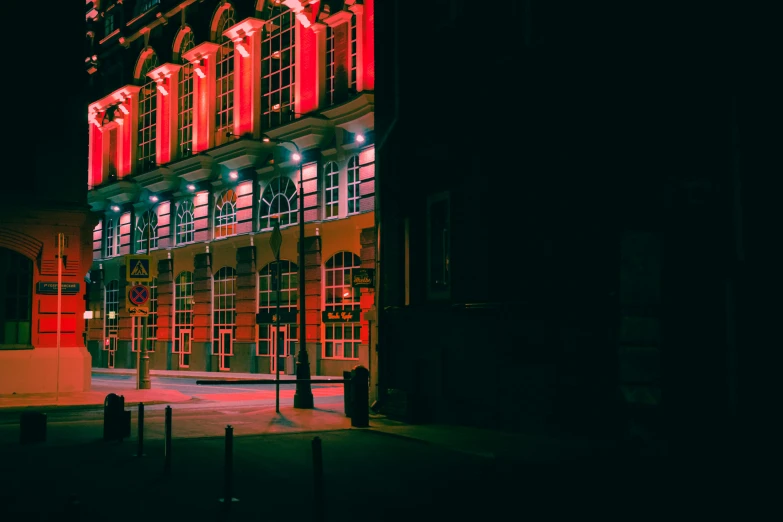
{"left": 126, "top": 253, "right": 153, "bottom": 390}
{"left": 269, "top": 217, "right": 282, "bottom": 413}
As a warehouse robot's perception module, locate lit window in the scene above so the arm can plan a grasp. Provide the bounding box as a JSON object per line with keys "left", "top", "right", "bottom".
{"left": 350, "top": 13, "right": 358, "bottom": 91}
{"left": 0, "top": 248, "right": 32, "bottom": 346}
{"left": 257, "top": 261, "right": 298, "bottom": 357}
{"left": 324, "top": 161, "right": 339, "bottom": 218}
{"left": 173, "top": 271, "right": 194, "bottom": 368}
{"left": 135, "top": 209, "right": 158, "bottom": 252}
{"left": 215, "top": 190, "right": 237, "bottom": 238}
{"left": 176, "top": 199, "right": 195, "bottom": 245}
{"left": 137, "top": 52, "right": 159, "bottom": 173}
{"left": 259, "top": 177, "right": 298, "bottom": 230}
{"left": 104, "top": 280, "right": 119, "bottom": 337}
{"left": 262, "top": 4, "right": 296, "bottom": 129}
{"left": 105, "top": 218, "right": 120, "bottom": 258}
{"left": 178, "top": 31, "right": 195, "bottom": 158}
{"left": 215, "top": 8, "right": 236, "bottom": 146}
{"left": 213, "top": 267, "right": 236, "bottom": 371}
{"left": 326, "top": 25, "right": 335, "bottom": 105}
{"left": 347, "top": 155, "right": 360, "bottom": 215}
{"left": 323, "top": 252, "right": 361, "bottom": 360}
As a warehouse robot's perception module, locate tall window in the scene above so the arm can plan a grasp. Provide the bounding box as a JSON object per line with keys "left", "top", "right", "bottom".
{"left": 257, "top": 260, "right": 298, "bottom": 356}
{"left": 324, "top": 161, "right": 339, "bottom": 218}
{"left": 104, "top": 12, "right": 115, "bottom": 36}
{"left": 259, "top": 176, "right": 298, "bottom": 230}
{"left": 133, "top": 277, "right": 157, "bottom": 352}
{"left": 212, "top": 266, "right": 236, "bottom": 351}
{"left": 347, "top": 155, "right": 360, "bottom": 215}
{"left": 176, "top": 199, "right": 195, "bottom": 245}
{"left": 137, "top": 0, "right": 160, "bottom": 14}
{"left": 105, "top": 217, "right": 120, "bottom": 257}
{"left": 215, "top": 8, "right": 236, "bottom": 146}
{"left": 0, "top": 248, "right": 32, "bottom": 346}
{"left": 215, "top": 190, "right": 237, "bottom": 238}
{"left": 104, "top": 280, "right": 119, "bottom": 337}
{"left": 137, "top": 52, "right": 159, "bottom": 173}
{"left": 323, "top": 252, "right": 361, "bottom": 359}
{"left": 178, "top": 31, "right": 195, "bottom": 158}
{"left": 173, "top": 271, "right": 194, "bottom": 367}
{"left": 350, "top": 13, "right": 358, "bottom": 92}
{"left": 135, "top": 209, "right": 158, "bottom": 252}
{"left": 427, "top": 192, "right": 451, "bottom": 299}
{"left": 326, "top": 25, "right": 335, "bottom": 105}
{"left": 262, "top": 4, "right": 296, "bottom": 129}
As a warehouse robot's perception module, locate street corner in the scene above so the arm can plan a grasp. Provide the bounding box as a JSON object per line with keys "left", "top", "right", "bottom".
{"left": 117, "top": 388, "right": 192, "bottom": 405}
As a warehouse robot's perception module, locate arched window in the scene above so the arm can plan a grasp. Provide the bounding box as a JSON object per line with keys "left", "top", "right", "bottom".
{"left": 176, "top": 199, "right": 195, "bottom": 245}
{"left": 135, "top": 209, "right": 158, "bottom": 252}
{"left": 259, "top": 176, "right": 298, "bottom": 230}
{"left": 347, "top": 155, "right": 360, "bottom": 215}
{"left": 174, "top": 271, "right": 193, "bottom": 367}
{"left": 105, "top": 217, "right": 120, "bottom": 257}
{"left": 133, "top": 277, "right": 157, "bottom": 352}
{"left": 213, "top": 267, "right": 236, "bottom": 370}
{"left": 323, "top": 252, "right": 361, "bottom": 359}
{"left": 257, "top": 260, "right": 298, "bottom": 356}
{"left": 323, "top": 161, "right": 339, "bottom": 218}
{"left": 215, "top": 189, "right": 237, "bottom": 238}
{"left": 215, "top": 8, "right": 236, "bottom": 145}
{"left": 137, "top": 51, "right": 159, "bottom": 173}
{"left": 104, "top": 280, "right": 119, "bottom": 336}
{"left": 177, "top": 30, "right": 195, "bottom": 158}
{"left": 262, "top": 3, "right": 296, "bottom": 128}
{"left": 0, "top": 248, "right": 32, "bottom": 345}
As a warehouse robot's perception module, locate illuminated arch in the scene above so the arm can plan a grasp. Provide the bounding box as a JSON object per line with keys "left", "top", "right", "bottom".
{"left": 210, "top": 2, "right": 235, "bottom": 42}
{"left": 172, "top": 26, "right": 195, "bottom": 62}
{"left": 133, "top": 47, "right": 158, "bottom": 83}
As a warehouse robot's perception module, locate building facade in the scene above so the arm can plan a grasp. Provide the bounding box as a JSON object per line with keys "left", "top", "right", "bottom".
{"left": 0, "top": 2, "right": 93, "bottom": 394}
{"left": 85, "top": 0, "right": 377, "bottom": 382}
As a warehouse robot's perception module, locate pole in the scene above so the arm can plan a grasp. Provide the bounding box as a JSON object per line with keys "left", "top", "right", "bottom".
{"left": 135, "top": 402, "right": 145, "bottom": 457}
{"left": 139, "top": 218, "right": 151, "bottom": 389}
{"left": 312, "top": 436, "right": 324, "bottom": 522}
{"left": 294, "top": 147, "right": 314, "bottom": 409}
{"left": 164, "top": 405, "right": 172, "bottom": 475}
{"left": 275, "top": 258, "right": 281, "bottom": 413}
{"left": 56, "top": 233, "right": 63, "bottom": 402}
{"left": 220, "top": 425, "right": 238, "bottom": 508}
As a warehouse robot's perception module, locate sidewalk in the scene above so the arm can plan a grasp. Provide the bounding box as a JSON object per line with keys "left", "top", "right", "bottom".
{"left": 0, "top": 388, "right": 191, "bottom": 411}
{"left": 93, "top": 367, "right": 344, "bottom": 381}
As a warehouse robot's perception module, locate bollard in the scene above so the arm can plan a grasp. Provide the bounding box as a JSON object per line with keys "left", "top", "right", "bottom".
{"left": 134, "top": 402, "right": 145, "bottom": 457}
{"left": 163, "top": 405, "right": 172, "bottom": 475}
{"left": 312, "top": 436, "right": 324, "bottom": 522}
{"left": 220, "top": 425, "right": 239, "bottom": 508}
{"left": 350, "top": 365, "right": 370, "bottom": 428}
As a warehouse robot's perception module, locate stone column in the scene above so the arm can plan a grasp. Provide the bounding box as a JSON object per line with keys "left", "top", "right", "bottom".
{"left": 234, "top": 245, "right": 257, "bottom": 372}
{"left": 191, "top": 252, "right": 213, "bottom": 371}
{"left": 155, "top": 258, "right": 174, "bottom": 370}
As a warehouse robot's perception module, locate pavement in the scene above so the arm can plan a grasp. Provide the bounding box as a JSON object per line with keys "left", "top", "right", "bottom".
{"left": 0, "top": 372, "right": 758, "bottom": 520}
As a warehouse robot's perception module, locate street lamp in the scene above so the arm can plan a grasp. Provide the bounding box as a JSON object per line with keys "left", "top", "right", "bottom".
{"left": 261, "top": 134, "right": 314, "bottom": 409}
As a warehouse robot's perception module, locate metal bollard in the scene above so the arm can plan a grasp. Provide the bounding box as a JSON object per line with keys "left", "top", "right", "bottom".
{"left": 350, "top": 366, "right": 370, "bottom": 428}
{"left": 163, "top": 405, "right": 172, "bottom": 475}
{"left": 134, "top": 402, "right": 145, "bottom": 457}
{"left": 220, "top": 425, "right": 239, "bottom": 509}
{"left": 312, "top": 436, "right": 324, "bottom": 522}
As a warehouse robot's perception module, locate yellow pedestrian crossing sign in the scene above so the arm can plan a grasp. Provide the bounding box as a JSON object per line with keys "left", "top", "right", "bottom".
{"left": 126, "top": 255, "right": 153, "bottom": 282}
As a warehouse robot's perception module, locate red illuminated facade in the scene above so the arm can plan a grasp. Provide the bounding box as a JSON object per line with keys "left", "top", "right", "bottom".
{"left": 85, "top": 1, "right": 377, "bottom": 386}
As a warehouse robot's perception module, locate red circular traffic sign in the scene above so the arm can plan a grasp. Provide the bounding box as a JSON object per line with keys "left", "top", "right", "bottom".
{"left": 129, "top": 284, "right": 149, "bottom": 306}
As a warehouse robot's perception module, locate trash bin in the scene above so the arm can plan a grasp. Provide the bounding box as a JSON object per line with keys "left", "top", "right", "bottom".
{"left": 343, "top": 370, "right": 353, "bottom": 418}
{"left": 20, "top": 411, "right": 47, "bottom": 444}
{"left": 103, "top": 393, "right": 130, "bottom": 441}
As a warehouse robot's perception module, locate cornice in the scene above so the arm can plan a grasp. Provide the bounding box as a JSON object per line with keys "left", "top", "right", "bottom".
{"left": 183, "top": 42, "right": 220, "bottom": 64}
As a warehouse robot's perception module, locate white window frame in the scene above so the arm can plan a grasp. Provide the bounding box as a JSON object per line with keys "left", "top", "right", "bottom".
{"left": 322, "top": 252, "right": 361, "bottom": 360}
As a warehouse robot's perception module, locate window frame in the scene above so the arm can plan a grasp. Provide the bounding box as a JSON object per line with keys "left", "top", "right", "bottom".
{"left": 322, "top": 251, "right": 361, "bottom": 360}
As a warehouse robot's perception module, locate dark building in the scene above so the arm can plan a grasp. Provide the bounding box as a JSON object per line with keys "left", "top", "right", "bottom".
{"left": 0, "top": 2, "right": 94, "bottom": 393}
{"left": 375, "top": 0, "right": 779, "bottom": 458}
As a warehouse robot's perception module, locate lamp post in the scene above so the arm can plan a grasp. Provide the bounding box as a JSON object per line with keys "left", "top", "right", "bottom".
{"left": 262, "top": 134, "right": 313, "bottom": 408}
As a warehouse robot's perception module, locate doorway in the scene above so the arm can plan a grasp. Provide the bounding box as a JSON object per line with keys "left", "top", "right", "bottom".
{"left": 178, "top": 329, "right": 191, "bottom": 368}
{"left": 107, "top": 334, "right": 117, "bottom": 369}
{"left": 217, "top": 329, "right": 232, "bottom": 371}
